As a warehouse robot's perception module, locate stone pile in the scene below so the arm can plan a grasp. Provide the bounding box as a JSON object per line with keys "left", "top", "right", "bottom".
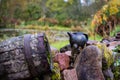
{"left": 53, "top": 35, "right": 120, "bottom": 80}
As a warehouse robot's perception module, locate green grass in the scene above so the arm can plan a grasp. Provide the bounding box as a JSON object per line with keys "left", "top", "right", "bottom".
{"left": 16, "top": 24, "right": 71, "bottom": 31}
{"left": 89, "top": 34, "right": 103, "bottom": 41}
{"left": 110, "top": 25, "right": 120, "bottom": 37}
{"left": 50, "top": 40, "right": 69, "bottom": 50}
{"left": 50, "top": 25, "right": 71, "bottom": 31}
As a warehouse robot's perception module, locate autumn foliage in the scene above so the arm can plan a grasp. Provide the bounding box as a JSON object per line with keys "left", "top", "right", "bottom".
{"left": 91, "top": 0, "right": 120, "bottom": 36}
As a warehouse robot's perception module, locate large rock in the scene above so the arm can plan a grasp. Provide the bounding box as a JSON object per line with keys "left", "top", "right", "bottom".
{"left": 76, "top": 45, "right": 105, "bottom": 80}
{"left": 53, "top": 53, "right": 70, "bottom": 71}
{"left": 108, "top": 41, "right": 120, "bottom": 50}
{"left": 62, "top": 69, "right": 78, "bottom": 80}
{"left": 60, "top": 44, "right": 71, "bottom": 53}
{"left": 103, "top": 68, "right": 114, "bottom": 80}
{"left": 87, "top": 40, "right": 98, "bottom": 45}
{"left": 64, "top": 51, "right": 71, "bottom": 57}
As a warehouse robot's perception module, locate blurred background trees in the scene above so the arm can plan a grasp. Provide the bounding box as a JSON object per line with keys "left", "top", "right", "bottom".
{"left": 0, "top": 0, "right": 107, "bottom": 28}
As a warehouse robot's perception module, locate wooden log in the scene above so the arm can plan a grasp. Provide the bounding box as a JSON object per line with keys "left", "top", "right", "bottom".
{"left": 0, "top": 33, "right": 52, "bottom": 80}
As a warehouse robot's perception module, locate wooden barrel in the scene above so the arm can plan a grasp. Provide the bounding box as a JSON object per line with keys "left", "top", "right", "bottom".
{"left": 0, "top": 33, "right": 52, "bottom": 80}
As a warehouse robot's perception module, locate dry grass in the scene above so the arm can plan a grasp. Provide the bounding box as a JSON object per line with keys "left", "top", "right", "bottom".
{"left": 71, "top": 26, "right": 83, "bottom": 31}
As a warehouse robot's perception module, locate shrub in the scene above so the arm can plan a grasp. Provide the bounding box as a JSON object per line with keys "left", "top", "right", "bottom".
{"left": 38, "top": 18, "right": 59, "bottom": 26}
{"left": 91, "top": 0, "right": 120, "bottom": 36}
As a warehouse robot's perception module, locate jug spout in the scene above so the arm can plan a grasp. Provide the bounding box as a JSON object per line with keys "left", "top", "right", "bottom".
{"left": 67, "top": 32, "right": 73, "bottom": 39}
